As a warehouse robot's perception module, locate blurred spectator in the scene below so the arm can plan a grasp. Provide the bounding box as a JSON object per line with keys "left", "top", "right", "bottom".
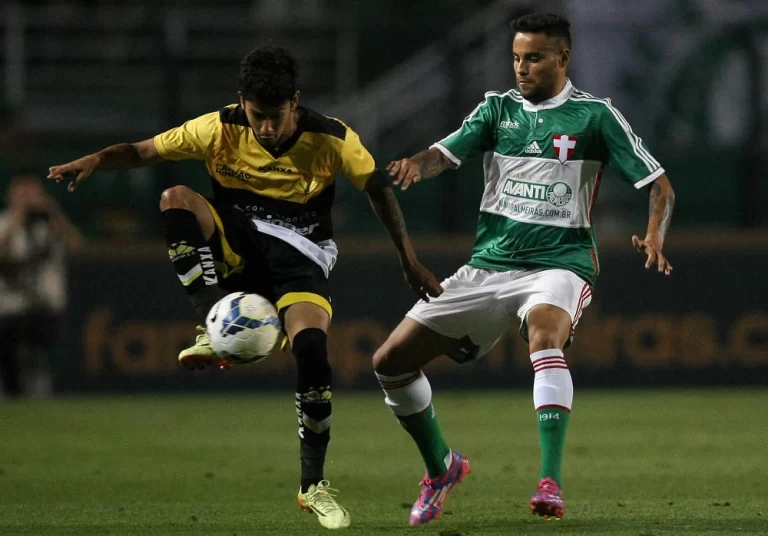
{"left": 0, "top": 171, "right": 83, "bottom": 398}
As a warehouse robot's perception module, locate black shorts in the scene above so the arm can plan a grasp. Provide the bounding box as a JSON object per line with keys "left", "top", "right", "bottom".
{"left": 200, "top": 196, "right": 332, "bottom": 320}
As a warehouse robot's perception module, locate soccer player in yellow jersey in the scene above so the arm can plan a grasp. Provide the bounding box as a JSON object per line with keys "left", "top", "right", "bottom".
{"left": 48, "top": 46, "right": 442, "bottom": 530}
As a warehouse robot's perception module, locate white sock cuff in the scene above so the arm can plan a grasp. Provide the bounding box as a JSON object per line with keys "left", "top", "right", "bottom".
{"left": 376, "top": 370, "right": 432, "bottom": 417}
{"left": 375, "top": 371, "right": 419, "bottom": 385}
{"left": 530, "top": 348, "right": 568, "bottom": 374}
{"left": 530, "top": 348, "right": 565, "bottom": 362}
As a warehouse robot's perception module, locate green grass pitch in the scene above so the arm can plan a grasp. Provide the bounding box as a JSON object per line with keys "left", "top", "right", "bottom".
{"left": 1, "top": 390, "right": 766, "bottom": 535}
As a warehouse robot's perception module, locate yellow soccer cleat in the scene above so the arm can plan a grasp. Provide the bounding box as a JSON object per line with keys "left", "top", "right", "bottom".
{"left": 178, "top": 326, "right": 231, "bottom": 370}
{"left": 297, "top": 480, "right": 351, "bottom": 530}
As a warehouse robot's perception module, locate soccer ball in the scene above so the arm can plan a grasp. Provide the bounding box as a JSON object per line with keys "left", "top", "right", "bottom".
{"left": 206, "top": 292, "right": 282, "bottom": 364}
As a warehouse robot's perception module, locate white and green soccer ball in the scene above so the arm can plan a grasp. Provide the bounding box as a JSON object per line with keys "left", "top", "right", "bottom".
{"left": 206, "top": 292, "right": 282, "bottom": 364}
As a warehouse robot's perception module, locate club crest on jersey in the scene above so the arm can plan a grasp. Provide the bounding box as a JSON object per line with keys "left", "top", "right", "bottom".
{"left": 552, "top": 134, "right": 578, "bottom": 163}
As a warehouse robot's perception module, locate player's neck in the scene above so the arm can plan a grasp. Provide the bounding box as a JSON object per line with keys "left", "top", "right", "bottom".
{"left": 550, "top": 77, "right": 567, "bottom": 99}
{"left": 526, "top": 77, "right": 568, "bottom": 105}
{"left": 275, "top": 109, "right": 301, "bottom": 149}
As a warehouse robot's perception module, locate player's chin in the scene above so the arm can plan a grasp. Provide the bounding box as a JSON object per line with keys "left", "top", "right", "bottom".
{"left": 517, "top": 86, "right": 538, "bottom": 99}
{"left": 257, "top": 137, "right": 277, "bottom": 148}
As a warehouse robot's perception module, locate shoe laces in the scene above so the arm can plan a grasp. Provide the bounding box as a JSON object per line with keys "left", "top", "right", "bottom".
{"left": 418, "top": 457, "right": 455, "bottom": 489}
{"left": 194, "top": 325, "right": 210, "bottom": 346}
{"left": 418, "top": 476, "right": 436, "bottom": 488}
{"left": 538, "top": 477, "right": 561, "bottom": 496}
{"left": 416, "top": 474, "right": 446, "bottom": 502}
{"left": 306, "top": 480, "right": 341, "bottom": 513}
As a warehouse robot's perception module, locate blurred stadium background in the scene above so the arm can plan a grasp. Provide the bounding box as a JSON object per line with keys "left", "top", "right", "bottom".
{"left": 1, "top": 1, "right": 766, "bottom": 535}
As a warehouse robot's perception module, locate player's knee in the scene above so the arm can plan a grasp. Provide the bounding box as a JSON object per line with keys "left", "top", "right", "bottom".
{"left": 159, "top": 185, "right": 197, "bottom": 212}
{"left": 372, "top": 340, "right": 411, "bottom": 376}
{"left": 372, "top": 345, "right": 387, "bottom": 373}
{"left": 528, "top": 328, "right": 566, "bottom": 353}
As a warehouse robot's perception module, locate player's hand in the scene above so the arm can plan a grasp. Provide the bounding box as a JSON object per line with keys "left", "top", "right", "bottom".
{"left": 632, "top": 235, "right": 673, "bottom": 275}
{"left": 386, "top": 158, "right": 422, "bottom": 191}
{"left": 402, "top": 259, "right": 443, "bottom": 302}
{"left": 47, "top": 154, "right": 100, "bottom": 192}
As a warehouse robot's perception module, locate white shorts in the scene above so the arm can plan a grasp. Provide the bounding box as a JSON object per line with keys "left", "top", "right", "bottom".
{"left": 406, "top": 266, "right": 592, "bottom": 361}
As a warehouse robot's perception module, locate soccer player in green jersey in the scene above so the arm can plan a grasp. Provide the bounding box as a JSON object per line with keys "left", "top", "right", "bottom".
{"left": 372, "top": 13, "right": 676, "bottom": 525}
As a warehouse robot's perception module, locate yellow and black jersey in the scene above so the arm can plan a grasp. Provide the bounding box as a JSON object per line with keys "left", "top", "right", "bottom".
{"left": 153, "top": 105, "right": 375, "bottom": 243}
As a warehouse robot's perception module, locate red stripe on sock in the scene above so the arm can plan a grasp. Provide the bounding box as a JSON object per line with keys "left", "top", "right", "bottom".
{"left": 378, "top": 372, "right": 420, "bottom": 389}
{"left": 533, "top": 365, "right": 570, "bottom": 372}
{"left": 533, "top": 359, "right": 567, "bottom": 369}
{"left": 531, "top": 355, "right": 565, "bottom": 365}
{"left": 536, "top": 404, "right": 571, "bottom": 412}
{"left": 532, "top": 357, "right": 567, "bottom": 366}
{"left": 416, "top": 404, "right": 432, "bottom": 415}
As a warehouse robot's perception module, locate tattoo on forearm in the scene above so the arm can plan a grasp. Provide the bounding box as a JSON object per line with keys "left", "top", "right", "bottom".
{"left": 411, "top": 148, "right": 453, "bottom": 178}
{"left": 650, "top": 182, "right": 675, "bottom": 236}
{"left": 376, "top": 187, "right": 408, "bottom": 239}
{"left": 366, "top": 176, "right": 410, "bottom": 252}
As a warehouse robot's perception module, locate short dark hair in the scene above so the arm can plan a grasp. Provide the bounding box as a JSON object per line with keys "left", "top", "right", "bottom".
{"left": 238, "top": 46, "right": 298, "bottom": 106}
{"left": 511, "top": 13, "right": 571, "bottom": 48}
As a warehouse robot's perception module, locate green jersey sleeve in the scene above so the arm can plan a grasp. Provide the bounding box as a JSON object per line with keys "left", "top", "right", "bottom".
{"left": 599, "top": 103, "right": 664, "bottom": 188}
{"left": 431, "top": 92, "right": 498, "bottom": 167}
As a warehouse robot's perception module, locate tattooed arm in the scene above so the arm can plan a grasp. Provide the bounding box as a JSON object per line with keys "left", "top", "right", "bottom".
{"left": 385, "top": 148, "right": 455, "bottom": 191}
{"left": 364, "top": 169, "right": 443, "bottom": 300}
{"left": 631, "top": 174, "right": 676, "bottom": 275}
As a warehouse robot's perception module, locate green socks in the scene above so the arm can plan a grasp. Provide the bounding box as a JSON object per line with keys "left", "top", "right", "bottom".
{"left": 536, "top": 407, "right": 570, "bottom": 484}
{"left": 398, "top": 405, "right": 451, "bottom": 478}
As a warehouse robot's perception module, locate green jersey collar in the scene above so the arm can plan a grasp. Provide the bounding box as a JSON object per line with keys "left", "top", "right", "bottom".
{"left": 522, "top": 79, "right": 574, "bottom": 112}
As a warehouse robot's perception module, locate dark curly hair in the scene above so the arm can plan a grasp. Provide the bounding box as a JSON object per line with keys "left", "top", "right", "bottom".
{"left": 511, "top": 13, "right": 571, "bottom": 49}
{"left": 238, "top": 46, "right": 299, "bottom": 106}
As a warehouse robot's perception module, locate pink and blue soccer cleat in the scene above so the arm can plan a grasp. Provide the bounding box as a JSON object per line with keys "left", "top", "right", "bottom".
{"left": 529, "top": 477, "right": 565, "bottom": 519}
{"left": 409, "top": 451, "right": 471, "bottom": 526}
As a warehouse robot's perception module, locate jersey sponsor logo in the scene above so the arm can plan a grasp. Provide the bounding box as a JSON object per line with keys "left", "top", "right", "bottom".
{"left": 502, "top": 179, "right": 573, "bottom": 207}
{"left": 215, "top": 163, "right": 297, "bottom": 181}
{"left": 525, "top": 141, "right": 542, "bottom": 154}
{"left": 257, "top": 164, "right": 296, "bottom": 174}
{"left": 251, "top": 214, "right": 321, "bottom": 237}
{"left": 499, "top": 120, "right": 520, "bottom": 128}
{"left": 552, "top": 134, "right": 578, "bottom": 163}
{"left": 215, "top": 163, "right": 253, "bottom": 181}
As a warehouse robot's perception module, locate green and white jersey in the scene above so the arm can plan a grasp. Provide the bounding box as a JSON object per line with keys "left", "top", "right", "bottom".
{"left": 432, "top": 79, "right": 664, "bottom": 284}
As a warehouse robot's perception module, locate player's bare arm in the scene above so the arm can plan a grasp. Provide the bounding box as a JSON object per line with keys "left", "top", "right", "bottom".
{"left": 47, "top": 139, "right": 164, "bottom": 192}
{"left": 364, "top": 169, "right": 443, "bottom": 301}
{"left": 632, "top": 174, "right": 675, "bottom": 275}
{"left": 386, "top": 147, "right": 454, "bottom": 191}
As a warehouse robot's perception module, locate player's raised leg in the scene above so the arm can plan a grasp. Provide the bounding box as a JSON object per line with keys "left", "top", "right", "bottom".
{"left": 525, "top": 304, "right": 574, "bottom": 519}
{"left": 284, "top": 301, "right": 349, "bottom": 530}
{"left": 160, "top": 185, "right": 225, "bottom": 369}
{"left": 373, "top": 318, "right": 471, "bottom": 526}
